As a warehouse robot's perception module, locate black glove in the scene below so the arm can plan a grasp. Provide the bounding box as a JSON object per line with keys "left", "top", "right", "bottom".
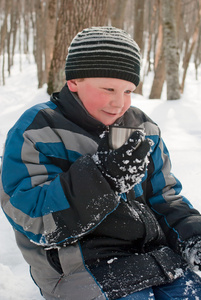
{"left": 93, "top": 130, "right": 151, "bottom": 194}
{"left": 181, "top": 236, "right": 201, "bottom": 271}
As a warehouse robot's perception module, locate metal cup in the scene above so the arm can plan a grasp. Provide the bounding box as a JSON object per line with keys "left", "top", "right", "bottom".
{"left": 109, "top": 126, "right": 143, "bottom": 150}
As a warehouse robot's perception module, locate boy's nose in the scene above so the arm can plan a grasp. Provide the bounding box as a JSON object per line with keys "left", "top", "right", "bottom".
{"left": 111, "top": 94, "right": 124, "bottom": 108}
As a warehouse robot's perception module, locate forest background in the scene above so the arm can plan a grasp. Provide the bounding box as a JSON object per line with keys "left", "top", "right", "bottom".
{"left": 0, "top": 0, "right": 201, "bottom": 100}
{"left": 0, "top": 1, "right": 201, "bottom": 299}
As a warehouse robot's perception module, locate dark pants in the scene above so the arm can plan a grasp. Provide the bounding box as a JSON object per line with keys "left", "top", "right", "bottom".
{"left": 117, "top": 270, "right": 201, "bottom": 299}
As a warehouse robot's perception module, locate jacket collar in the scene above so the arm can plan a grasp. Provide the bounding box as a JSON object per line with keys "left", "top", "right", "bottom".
{"left": 51, "top": 84, "right": 124, "bottom": 132}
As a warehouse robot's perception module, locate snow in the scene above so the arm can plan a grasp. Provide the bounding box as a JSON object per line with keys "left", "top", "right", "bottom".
{"left": 0, "top": 54, "right": 201, "bottom": 299}
{"left": 107, "top": 257, "right": 118, "bottom": 264}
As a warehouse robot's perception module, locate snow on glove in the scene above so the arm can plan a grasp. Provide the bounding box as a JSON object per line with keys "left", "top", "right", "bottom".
{"left": 93, "top": 130, "right": 151, "bottom": 194}
{"left": 181, "top": 236, "right": 201, "bottom": 271}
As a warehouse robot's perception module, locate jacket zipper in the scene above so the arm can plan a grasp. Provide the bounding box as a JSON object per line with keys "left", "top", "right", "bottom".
{"left": 51, "top": 273, "right": 65, "bottom": 294}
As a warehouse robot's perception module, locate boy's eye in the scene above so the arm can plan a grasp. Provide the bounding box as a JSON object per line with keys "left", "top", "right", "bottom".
{"left": 125, "top": 90, "right": 132, "bottom": 94}
{"left": 102, "top": 88, "right": 133, "bottom": 94}
{"left": 105, "top": 88, "right": 114, "bottom": 92}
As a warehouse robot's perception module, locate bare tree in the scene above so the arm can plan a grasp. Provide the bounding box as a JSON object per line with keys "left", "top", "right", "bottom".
{"left": 162, "top": 0, "right": 180, "bottom": 100}
{"left": 180, "top": 1, "right": 201, "bottom": 92}
{"left": 47, "top": 0, "right": 108, "bottom": 94}
{"left": 133, "top": 0, "right": 145, "bottom": 95}
{"left": 134, "top": 0, "right": 145, "bottom": 53}
{"left": 194, "top": 21, "right": 201, "bottom": 79}
{"left": 23, "top": 0, "right": 31, "bottom": 55}
{"left": 34, "top": 0, "right": 45, "bottom": 88}
{"left": 143, "top": 0, "right": 158, "bottom": 75}
{"left": 149, "top": 0, "right": 165, "bottom": 99}
{"left": 0, "top": 0, "right": 11, "bottom": 84}
{"left": 42, "top": 0, "right": 57, "bottom": 84}
{"left": 1, "top": 0, "right": 201, "bottom": 101}
{"left": 109, "top": 0, "right": 128, "bottom": 29}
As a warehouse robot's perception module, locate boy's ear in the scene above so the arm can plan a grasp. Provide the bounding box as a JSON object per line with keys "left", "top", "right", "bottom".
{"left": 67, "top": 79, "right": 78, "bottom": 92}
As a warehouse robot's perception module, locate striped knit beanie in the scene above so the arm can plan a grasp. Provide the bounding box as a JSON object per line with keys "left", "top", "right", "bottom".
{"left": 65, "top": 26, "right": 141, "bottom": 86}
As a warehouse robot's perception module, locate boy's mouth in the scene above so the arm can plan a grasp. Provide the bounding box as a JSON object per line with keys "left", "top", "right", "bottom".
{"left": 102, "top": 110, "right": 121, "bottom": 116}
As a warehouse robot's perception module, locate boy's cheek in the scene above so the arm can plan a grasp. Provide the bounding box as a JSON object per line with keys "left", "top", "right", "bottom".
{"left": 93, "top": 98, "right": 110, "bottom": 110}
{"left": 123, "top": 99, "right": 131, "bottom": 112}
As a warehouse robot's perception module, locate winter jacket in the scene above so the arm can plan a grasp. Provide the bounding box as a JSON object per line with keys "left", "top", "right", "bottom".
{"left": 1, "top": 84, "right": 201, "bottom": 300}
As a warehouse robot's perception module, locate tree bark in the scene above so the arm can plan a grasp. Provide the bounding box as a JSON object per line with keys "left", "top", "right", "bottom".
{"left": 47, "top": 0, "right": 108, "bottom": 95}
{"left": 44, "top": 0, "right": 57, "bottom": 84}
{"left": 35, "top": 0, "right": 45, "bottom": 88}
{"left": 162, "top": 0, "right": 180, "bottom": 100}
{"left": 133, "top": 0, "right": 145, "bottom": 95}
{"left": 181, "top": 7, "right": 201, "bottom": 93}
{"left": 149, "top": 0, "right": 165, "bottom": 99}
{"left": 144, "top": 0, "right": 157, "bottom": 75}
{"left": 194, "top": 21, "right": 201, "bottom": 80}
{"left": 0, "top": 0, "right": 11, "bottom": 83}
{"left": 149, "top": 51, "right": 165, "bottom": 99}
{"left": 134, "top": 0, "right": 145, "bottom": 54}
{"left": 109, "top": 0, "right": 128, "bottom": 29}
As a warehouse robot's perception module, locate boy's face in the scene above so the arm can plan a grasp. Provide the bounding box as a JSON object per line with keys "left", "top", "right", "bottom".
{"left": 67, "top": 77, "right": 136, "bottom": 126}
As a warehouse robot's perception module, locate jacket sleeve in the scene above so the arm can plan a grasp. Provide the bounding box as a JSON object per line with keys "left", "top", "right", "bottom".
{"left": 0, "top": 124, "right": 120, "bottom": 247}
{"left": 148, "top": 128, "right": 201, "bottom": 251}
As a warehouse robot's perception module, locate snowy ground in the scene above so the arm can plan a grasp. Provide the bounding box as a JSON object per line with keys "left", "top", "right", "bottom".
{"left": 0, "top": 55, "right": 201, "bottom": 299}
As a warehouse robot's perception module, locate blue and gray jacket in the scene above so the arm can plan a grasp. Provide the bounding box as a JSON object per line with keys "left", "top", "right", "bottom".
{"left": 1, "top": 84, "right": 201, "bottom": 299}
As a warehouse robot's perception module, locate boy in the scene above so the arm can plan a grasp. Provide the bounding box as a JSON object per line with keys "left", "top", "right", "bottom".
{"left": 1, "top": 26, "right": 201, "bottom": 299}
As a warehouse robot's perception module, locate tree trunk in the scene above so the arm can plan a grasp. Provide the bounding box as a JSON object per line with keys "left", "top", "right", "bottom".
{"left": 133, "top": 0, "right": 145, "bottom": 95}
{"left": 23, "top": 0, "right": 30, "bottom": 55}
{"left": 2, "top": 45, "right": 6, "bottom": 85}
{"left": 194, "top": 22, "right": 201, "bottom": 80}
{"left": 47, "top": 0, "right": 108, "bottom": 95}
{"left": 144, "top": 0, "right": 157, "bottom": 75}
{"left": 162, "top": 0, "right": 180, "bottom": 100}
{"left": 35, "top": 0, "right": 45, "bottom": 88}
{"left": 43, "top": 0, "right": 57, "bottom": 84}
{"left": 134, "top": 0, "right": 145, "bottom": 54}
{"left": 11, "top": 0, "right": 20, "bottom": 67}
{"left": 149, "top": 51, "right": 165, "bottom": 99}
{"left": 0, "top": 0, "right": 11, "bottom": 83}
{"left": 149, "top": 0, "right": 165, "bottom": 99}
{"left": 109, "top": 0, "right": 128, "bottom": 29}
{"left": 181, "top": 7, "right": 201, "bottom": 93}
